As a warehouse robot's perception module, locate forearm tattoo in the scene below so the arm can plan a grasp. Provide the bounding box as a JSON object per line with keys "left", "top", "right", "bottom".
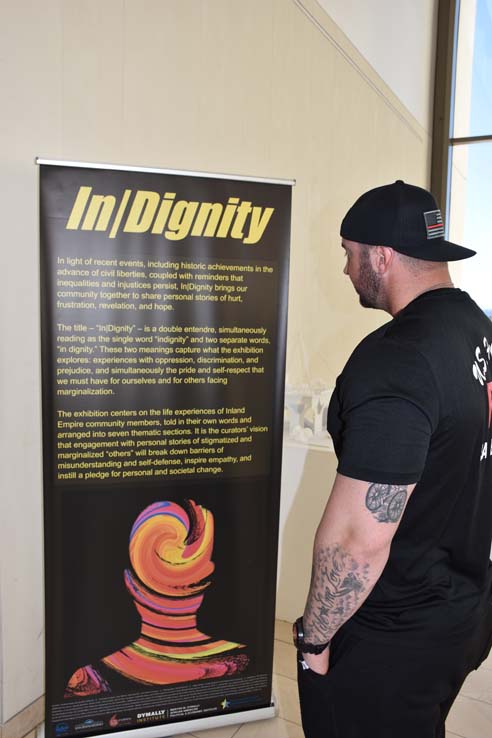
{"left": 303, "top": 544, "right": 370, "bottom": 645}
{"left": 365, "top": 483, "right": 408, "bottom": 523}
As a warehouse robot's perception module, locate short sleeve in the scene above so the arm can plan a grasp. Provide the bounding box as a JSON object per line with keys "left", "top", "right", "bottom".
{"left": 335, "top": 340, "right": 439, "bottom": 485}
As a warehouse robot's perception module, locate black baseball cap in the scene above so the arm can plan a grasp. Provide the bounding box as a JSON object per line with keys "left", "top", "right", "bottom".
{"left": 340, "top": 180, "right": 475, "bottom": 261}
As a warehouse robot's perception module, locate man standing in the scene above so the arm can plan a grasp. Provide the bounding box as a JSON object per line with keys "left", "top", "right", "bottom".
{"left": 294, "top": 181, "right": 492, "bottom": 738}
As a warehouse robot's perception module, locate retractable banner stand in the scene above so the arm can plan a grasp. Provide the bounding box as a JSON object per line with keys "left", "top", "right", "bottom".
{"left": 39, "top": 161, "right": 292, "bottom": 738}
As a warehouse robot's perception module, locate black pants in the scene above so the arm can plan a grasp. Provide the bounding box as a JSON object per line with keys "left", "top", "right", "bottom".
{"left": 297, "top": 604, "right": 492, "bottom": 738}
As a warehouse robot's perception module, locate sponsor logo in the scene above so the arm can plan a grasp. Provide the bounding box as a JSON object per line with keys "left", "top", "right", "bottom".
{"left": 74, "top": 719, "right": 104, "bottom": 732}
{"left": 136, "top": 710, "right": 167, "bottom": 723}
{"left": 220, "top": 695, "right": 263, "bottom": 710}
{"left": 55, "top": 724, "right": 70, "bottom": 735}
{"left": 66, "top": 187, "right": 275, "bottom": 245}
{"left": 109, "top": 715, "right": 133, "bottom": 728}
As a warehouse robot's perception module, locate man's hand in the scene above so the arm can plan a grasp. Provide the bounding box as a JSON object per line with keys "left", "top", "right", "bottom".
{"left": 302, "top": 646, "right": 330, "bottom": 675}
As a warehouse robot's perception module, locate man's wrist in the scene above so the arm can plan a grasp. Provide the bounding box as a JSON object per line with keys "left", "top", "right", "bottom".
{"left": 293, "top": 616, "right": 330, "bottom": 654}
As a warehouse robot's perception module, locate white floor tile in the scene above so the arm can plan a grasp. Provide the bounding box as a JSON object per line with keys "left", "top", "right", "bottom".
{"left": 235, "top": 717, "right": 303, "bottom": 737}
{"left": 274, "top": 639, "right": 297, "bottom": 680}
{"left": 460, "top": 665, "right": 492, "bottom": 704}
{"left": 446, "top": 694, "right": 492, "bottom": 738}
{"left": 190, "top": 729, "right": 239, "bottom": 738}
{"left": 273, "top": 673, "right": 301, "bottom": 725}
{"left": 190, "top": 725, "right": 242, "bottom": 738}
{"left": 274, "top": 620, "right": 292, "bottom": 644}
{"left": 480, "top": 650, "right": 492, "bottom": 671}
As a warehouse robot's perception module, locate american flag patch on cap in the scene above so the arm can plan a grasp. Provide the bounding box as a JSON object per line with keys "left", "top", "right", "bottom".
{"left": 423, "top": 210, "right": 444, "bottom": 239}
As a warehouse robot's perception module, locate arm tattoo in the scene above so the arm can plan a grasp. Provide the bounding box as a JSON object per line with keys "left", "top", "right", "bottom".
{"left": 303, "top": 543, "right": 370, "bottom": 645}
{"left": 365, "top": 483, "right": 408, "bottom": 523}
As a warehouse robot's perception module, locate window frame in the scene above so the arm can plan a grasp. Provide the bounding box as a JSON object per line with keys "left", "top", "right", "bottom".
{"left": 431, "top": 0, "right": 492, "bottom": 229}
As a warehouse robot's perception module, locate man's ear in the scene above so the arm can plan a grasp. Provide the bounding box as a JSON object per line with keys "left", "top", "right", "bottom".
{"left": 372, "top": 245, "right": 394, "bottom": 274}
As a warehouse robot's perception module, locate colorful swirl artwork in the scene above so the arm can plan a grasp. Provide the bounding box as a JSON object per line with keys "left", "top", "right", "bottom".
{"left": 65, "top": 500, "right": 248, "bottom": 697}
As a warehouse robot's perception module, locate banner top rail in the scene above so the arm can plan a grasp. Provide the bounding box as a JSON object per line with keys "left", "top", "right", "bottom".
{"left": 35, "top": 158, "right": 296, "bottom": 187}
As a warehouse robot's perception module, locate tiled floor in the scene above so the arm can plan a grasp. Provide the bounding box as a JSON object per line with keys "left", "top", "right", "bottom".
{"left": 171, "top": 619, "right": 492, "bottom": 738}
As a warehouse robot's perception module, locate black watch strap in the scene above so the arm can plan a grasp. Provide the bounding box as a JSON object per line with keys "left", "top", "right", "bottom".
{"left": 293, "top": 616, "right": 329, "bottom": 654}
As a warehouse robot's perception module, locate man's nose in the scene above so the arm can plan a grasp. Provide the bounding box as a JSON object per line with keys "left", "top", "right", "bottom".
{"left": 343, "top": 263, "right": 348, "bottom": 275}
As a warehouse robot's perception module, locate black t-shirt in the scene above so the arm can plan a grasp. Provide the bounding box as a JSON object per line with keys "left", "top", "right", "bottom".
{"left": 328, "top": 288, "right": 492, "bottom": 643}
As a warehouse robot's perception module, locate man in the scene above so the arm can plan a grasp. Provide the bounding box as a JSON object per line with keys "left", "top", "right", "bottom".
{"left": 294, "top": 180, "right": 492, "bottom": 738}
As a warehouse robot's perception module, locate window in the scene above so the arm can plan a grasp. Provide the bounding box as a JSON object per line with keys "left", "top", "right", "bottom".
{"left": 432, "top": 0, "right": 492, "bottom": 316}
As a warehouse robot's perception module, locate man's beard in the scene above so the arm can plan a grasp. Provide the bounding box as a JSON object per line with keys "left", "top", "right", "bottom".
{"left": 357, "top": 249, "right": 383, "bottom": 309}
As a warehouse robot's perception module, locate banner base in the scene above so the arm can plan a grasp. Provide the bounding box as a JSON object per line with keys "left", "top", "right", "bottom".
{"left": 37, "top": 700, "right": 277, "bottom": 738}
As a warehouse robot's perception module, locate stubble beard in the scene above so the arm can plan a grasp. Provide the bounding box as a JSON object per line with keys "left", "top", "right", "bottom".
{"left": 357, "top": 248, "right": 385, "bottom": 310}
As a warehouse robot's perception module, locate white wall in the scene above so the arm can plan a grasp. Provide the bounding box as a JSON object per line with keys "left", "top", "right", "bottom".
{"left": 0, "top": 0, "right": 437, "bottom": 723}
{"left": 316, "top": 0, "right": 438, "bottom": 129}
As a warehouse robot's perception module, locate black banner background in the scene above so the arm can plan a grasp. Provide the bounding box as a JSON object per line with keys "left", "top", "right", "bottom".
{"left": 40, "top": 164, "right": 291, "bottom": 738}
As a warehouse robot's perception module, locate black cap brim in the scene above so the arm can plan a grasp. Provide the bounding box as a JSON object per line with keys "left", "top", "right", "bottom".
{"left": 391, "top": 239, "right": 476, "bottom": 262}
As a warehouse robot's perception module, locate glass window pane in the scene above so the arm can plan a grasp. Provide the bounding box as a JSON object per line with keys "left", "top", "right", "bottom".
{"left": 448, "top": 141, "right": 492, "bottom": 316}
{"left": 452, "top": 0, "right": 492, "bottom": 138}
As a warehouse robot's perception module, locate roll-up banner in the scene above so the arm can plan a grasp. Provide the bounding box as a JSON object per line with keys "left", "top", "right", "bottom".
{"left": 39, "top": 161, "right": 292, "bottom": 738}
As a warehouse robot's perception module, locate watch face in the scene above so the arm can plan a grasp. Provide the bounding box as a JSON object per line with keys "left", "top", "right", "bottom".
{"left": 293, "top": 617, "right": 303, "bottom": 649}
{"left": 292, "top": 620, "right": 298, "bottom": 648}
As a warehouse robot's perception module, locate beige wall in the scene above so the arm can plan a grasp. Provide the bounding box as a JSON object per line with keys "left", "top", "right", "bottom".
{"left": 316, "top": 0, "right": 438, "bottom": 129}
{"left": 0, "top": 0, "right": 436, "bottom": 723}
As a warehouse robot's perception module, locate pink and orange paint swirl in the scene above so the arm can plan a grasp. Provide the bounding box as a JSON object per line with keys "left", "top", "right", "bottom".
{"left": 65, "top": 500, "right": 248, "bottom": 697}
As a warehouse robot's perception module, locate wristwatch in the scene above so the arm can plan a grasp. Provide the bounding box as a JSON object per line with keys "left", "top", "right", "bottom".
{"left": 292, "top": 617, "right": 330, "bottom": 654}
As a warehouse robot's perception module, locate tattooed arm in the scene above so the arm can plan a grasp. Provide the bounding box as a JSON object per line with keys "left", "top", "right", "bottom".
{"left": 302, "top": 473, "right": 416, "bottom": 673}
